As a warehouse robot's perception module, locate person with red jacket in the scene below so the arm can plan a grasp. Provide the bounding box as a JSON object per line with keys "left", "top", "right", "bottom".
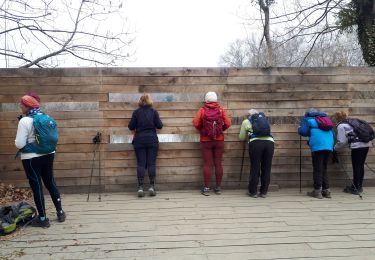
{"left": 192, "top": 92, "right": 231, "bottom": 196}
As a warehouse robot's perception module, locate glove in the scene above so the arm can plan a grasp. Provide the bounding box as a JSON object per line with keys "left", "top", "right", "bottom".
{"left": 332, "top": 150, "right": 339, "bottom": 164}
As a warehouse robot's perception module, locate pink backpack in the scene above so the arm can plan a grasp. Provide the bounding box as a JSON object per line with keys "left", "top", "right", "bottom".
{"left": 201, "top": 107, "right": 224, "bottom": 139}
{"left": 315, "top": 116, "right": 334, "bottom": 131}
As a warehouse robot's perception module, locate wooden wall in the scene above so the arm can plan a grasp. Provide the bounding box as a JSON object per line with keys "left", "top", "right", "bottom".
{"left": 0, "top": 67, "right": 374, "bottom": 193}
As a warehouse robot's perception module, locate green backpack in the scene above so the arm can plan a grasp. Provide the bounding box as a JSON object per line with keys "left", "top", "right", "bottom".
{"left": 0, "top": 202, "right": 36, "bottom": 235}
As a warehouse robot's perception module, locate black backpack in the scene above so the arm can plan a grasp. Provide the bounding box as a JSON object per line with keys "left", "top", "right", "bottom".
{"left": 344, "top": 118, "right": 374, "bottom": 143}
{"left": 248, "top": 112, "right": 271, "bottom": 138}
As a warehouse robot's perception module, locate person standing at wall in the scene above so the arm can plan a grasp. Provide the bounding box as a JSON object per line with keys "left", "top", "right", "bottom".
{"left": 15, "top": 93, "right": 66, "bottom": 228}
{"left": 298, "top": 108, "right": 334, "bottom": 199}
{"left": 193, "top": 91, "right": 231, "bottom": 196}
{"left": 128, "top": 94, "right": 163, "bottom": 197}
{"left": 239, "top": 109, "right": 274, "bottom": 198}
{"left": 332, "top": 111, "right": 373, "bottom": 195}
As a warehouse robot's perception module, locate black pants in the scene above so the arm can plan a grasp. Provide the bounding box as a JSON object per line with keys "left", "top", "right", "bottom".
{"left": 248, "top": 140, "right": 274, "bottom": 195}
{"left": 22, "top": 153, "right": 62, "bottom": 218}
{"left": 311, "top": 150, "right": 331, "bottom": 190}
{"left": 351, "top": 147, "right": 369, "bottom": 190}
{"left": 134, "top": 142, "right": 159, "bottom": 186}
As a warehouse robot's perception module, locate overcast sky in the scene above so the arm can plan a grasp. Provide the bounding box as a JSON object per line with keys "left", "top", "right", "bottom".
{"left": 121, "top": 0, "right": 252, "bottom": 67}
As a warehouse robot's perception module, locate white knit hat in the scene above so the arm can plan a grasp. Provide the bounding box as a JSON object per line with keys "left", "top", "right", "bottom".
{"left": 204, "top": 91, "right": 217, "bottom": 102}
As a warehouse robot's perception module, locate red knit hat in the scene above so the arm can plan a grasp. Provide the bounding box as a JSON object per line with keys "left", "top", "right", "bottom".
{"left": 21, "top": 95, "right": 40, "bottom": 108}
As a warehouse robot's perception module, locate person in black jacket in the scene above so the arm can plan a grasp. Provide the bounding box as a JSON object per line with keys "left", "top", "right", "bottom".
{"left": 128, "top": 94, "right": 163, "bottom": 197}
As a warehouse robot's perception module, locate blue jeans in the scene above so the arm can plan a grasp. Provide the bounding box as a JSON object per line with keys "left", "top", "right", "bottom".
{"left": 133, "top": 142, "right": 159, "bottom": 185}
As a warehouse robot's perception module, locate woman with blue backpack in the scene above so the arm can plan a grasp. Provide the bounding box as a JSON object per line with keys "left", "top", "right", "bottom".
{"left": 298, "top": 108, "right": 334, "bottom": 199}
{"left": 15, "top": 93, "right": 66, "bottom": 228}
{"left": 239, "top": 109, "right": 274, "bottom": 198}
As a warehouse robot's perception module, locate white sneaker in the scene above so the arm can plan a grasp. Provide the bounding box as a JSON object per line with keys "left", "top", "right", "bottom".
{"left": 137, "top": 187, "right": 145, "bottom": 197}
{"left": 148, "top": 186, "right": 156, "bottom": 196}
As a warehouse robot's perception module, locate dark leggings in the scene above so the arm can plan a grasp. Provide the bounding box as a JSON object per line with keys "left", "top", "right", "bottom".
{"left": 311, "top": 150, "right": 331, "bottom": 190}
{"left": 351, "top": 147, "right": 369, "bottom": 190}
{"left": 22, "top": 153, "right": 62, "bottom": 218}
{"left": 134, "top": 142, "right": 159, "bottom": 186}
{"left": 248, "top": 140, "right": 274, "bottom": 195}
{"left": 201, "top": 141, "right": 224, "bottom": 188}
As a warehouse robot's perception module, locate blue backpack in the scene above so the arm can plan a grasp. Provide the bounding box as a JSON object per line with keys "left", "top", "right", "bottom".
{"left": 21, "top": 113, "right": 59, "bottom": 154}
{"left": 248, "top": 112, "right": 271, "bottom": 138}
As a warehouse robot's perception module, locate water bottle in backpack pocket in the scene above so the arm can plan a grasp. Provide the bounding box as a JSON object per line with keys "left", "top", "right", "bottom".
{"left": 201, "top": 107, "right": 224, "bottom": 139}
{"left": 248, "top": 112, "right": 271, "bottom": 138}
{"left": 21, "top": 113, "right": 59, "bottom": 154}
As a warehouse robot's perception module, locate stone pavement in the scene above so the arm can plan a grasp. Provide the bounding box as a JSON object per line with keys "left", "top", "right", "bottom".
{"left": 1, "top": 188, "right": 375, "bottom": 260}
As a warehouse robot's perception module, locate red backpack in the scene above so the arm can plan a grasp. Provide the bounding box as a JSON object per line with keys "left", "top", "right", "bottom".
{"left": 201, "top": 107, "right": 224, "bottom": 139}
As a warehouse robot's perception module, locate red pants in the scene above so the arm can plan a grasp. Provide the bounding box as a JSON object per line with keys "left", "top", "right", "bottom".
{"left": 200, "top": 141, "right": 224, "bottom": 188}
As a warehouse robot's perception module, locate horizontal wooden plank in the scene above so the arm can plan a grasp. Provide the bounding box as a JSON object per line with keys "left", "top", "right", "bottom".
{"left": 225, "top": 83, "right": 375, "bottom": 92}
{"left": 0, "top": 94, "right": 107, "bottom": 103}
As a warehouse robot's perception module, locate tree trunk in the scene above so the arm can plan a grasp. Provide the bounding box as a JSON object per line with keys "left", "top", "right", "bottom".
{"left": 356, "top": 0, "right": 375, "bottom": 66}
{"left": 258, "top": 0, "right": 274, "bottom": 67}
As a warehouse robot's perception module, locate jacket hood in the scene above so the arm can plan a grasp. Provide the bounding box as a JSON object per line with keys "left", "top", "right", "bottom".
{"left": 305, "top": 111, "right": 327, "bottom": 117}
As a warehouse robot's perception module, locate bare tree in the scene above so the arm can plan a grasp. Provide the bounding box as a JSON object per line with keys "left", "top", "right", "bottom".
{"left": 0, "top": 0, "right": 133, "bottom": 68}
{"left": 254, "top": 0, "right": 275, "bottom": 67}
{"left": 219, "top": 31, "right": 364, "bottom": 67}
{"left": 268, "top": 0, "right": 374, "bottom": 66}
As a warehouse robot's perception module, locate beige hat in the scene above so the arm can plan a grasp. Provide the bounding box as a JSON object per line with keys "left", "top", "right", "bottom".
{"left": 204, "top": 92, "right": 217, "bottom": 102}
{"left": 248, "top": 109, "right": 258, "bottom": 116}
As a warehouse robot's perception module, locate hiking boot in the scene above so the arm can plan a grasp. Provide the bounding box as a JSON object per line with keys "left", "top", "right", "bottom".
{"left": 247, "top": 192, "right": 258, "bottom": 198}
{"left": 148, "top": 186, "right": 156, "bottom": 197}
{"left": 201, "top": 187, "right": 210, "bottom": 196}
{"left": 343, "top": 186, "right": 360, "bottom": 195}
{"left": 322, "top": 189, "right": 331, "bottom": 199}
{"left": 137, "top": 186, "right": 145, "bottom": 197}
{"left": 214, "top": 187, "right": 221, "bottom": 195}
{"left": 57, "top": 210, "right": 66, "bottom": 222}
{"left": 307, "top": 189, "right": 323, "bottom": 199}
{"left": 31, "top": 217, "right": 50, "bottom": 228}
{"left": 258, "top": 193, "right": 267, "bottom": 198}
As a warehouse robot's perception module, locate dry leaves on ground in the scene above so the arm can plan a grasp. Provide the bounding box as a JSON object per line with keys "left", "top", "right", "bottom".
{"left": 0, "top": 183, "right": 33, "bottom": 206}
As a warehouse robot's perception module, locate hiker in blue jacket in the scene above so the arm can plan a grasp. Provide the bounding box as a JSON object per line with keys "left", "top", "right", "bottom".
{"left": 298, "top": 108, "right": 334, "bottom": 199}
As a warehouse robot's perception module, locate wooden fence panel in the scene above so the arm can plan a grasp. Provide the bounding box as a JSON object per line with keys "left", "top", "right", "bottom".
{"left": 0, "top": 67, "right": 374, "bottom": 193}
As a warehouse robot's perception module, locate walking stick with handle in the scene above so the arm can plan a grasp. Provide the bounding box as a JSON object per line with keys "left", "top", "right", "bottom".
{"left": 87, "top": 132, "right": 102, "bottom": 202}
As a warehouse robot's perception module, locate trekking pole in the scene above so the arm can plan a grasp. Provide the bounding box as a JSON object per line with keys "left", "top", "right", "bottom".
{"left": 336, "top": 154, "right": 363, "bottom": 200}
{"left": 365, "top": 162, "right": 375, "bottom": 175}
{"left": 239, "top": 140, "right": 247, "bottom": 183}
{"left": 299, "top": 135, "right": 302, "bottom": 193}
{"left": 87, "top": 132, "right": 102, "bottom": 202}
{"left": 98, "top": 144, "right": 102, "bottom": 202}
{"left": 87, "top": 143, "right": 98, "bottom": 202}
